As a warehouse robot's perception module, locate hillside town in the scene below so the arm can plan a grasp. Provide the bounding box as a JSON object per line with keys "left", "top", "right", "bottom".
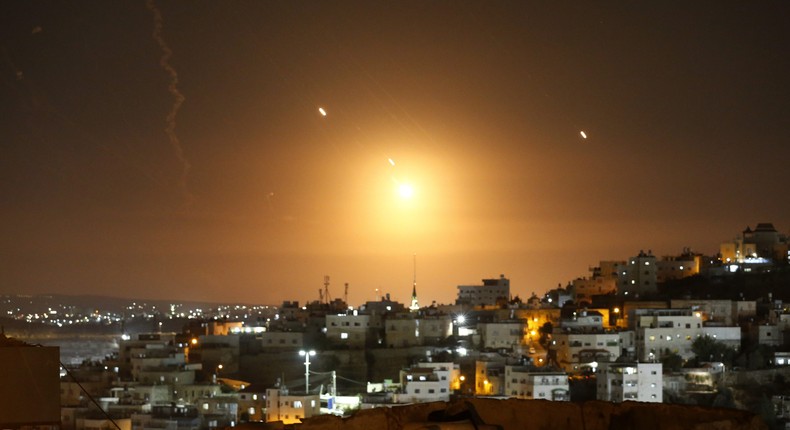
{"left": 3, "top": 222, "right": 790, "bottom": 429}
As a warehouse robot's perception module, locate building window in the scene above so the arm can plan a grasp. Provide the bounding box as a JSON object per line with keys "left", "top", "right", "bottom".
{"left": 341, "top": 333, "right": 348, "bottom": 339}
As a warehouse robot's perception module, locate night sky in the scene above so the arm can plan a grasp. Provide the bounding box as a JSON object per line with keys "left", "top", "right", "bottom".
{"left": 2, "top": 2, "right": 789, "bottom": 305}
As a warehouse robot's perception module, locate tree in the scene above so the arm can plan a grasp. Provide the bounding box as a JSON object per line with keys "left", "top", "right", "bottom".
{"left": 691, "top": 335, "right": 737, "bottom": 367}
{"left": 538, "top": 322, "right": 553, "bottom": 346}
{"left": 660, "top": 349, "right": 684, "bottom": 373}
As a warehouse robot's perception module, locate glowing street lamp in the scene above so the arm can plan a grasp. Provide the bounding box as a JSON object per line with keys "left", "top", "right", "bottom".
{"left": 299, "top": 350, "right": 316, "bottom": 394}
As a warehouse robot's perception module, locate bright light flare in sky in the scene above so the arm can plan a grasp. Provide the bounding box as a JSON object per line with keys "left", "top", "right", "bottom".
{"left": 398, "top": 183, "right": 415, "bottom": 199}
{"left": 388, "top": 158, "right": 395, "bottom": 166}
{"left": 580, "top": 130, "right": 587, "bottom": 139}
{"left": 318, "top": 107, "right": 327, "bottom": 116}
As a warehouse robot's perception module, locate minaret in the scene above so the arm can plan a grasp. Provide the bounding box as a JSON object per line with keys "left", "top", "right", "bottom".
{"left": 409, "top": 254, "right": 419, "bottom": 312}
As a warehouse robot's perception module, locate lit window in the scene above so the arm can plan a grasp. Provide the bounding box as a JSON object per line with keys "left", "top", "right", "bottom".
{"left": 341, "top": 332, "right": 348, "bottom": 339}
{"left": 294, "top": 401, "right": 303, "bottom": 408}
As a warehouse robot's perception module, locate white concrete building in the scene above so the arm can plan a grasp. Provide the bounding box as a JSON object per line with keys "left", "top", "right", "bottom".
{"left": 559, "top": 310, "right": 604, "bottom": 331}
{"left": 456, "top": 274, "right": 510, "bottom": 307}
{"left": 597, "top": 362, "right": 662, "bottom": 403}
{"left": 634, "top": 308, "right": 702, "bottom": 362}
{"left": 617, "top": 251, "right": 658, "bottom": 297}
{"left": 657, "top": 250, "right": 701, "bottom": 283}
{"left": 550, "top": 331, "right": 622, "bottom": 372}
{"left": 384, "top": 314, "right": 452, "bottom": 348}
{"left": 265, "top": 387, "right": 320, "bottom": 424}
{"left": 671, "top": 299, "right": 736, "bottom": 326}
{"left": 478, "top": 321, "right": 527, "bottom": 351}
{"left": 504, "top": 366, "right": 569, "bottom": 401}
{"left": 753, "top": 324, "right": 782, "bottom": 347}
{"left": 326, "top": 312, "right": 380, "bottom": 348}
{"left": 475, "top": 360, "right": 505, "bottom": 396}
{"left": 397, "top": 362, "right": 458, "bottom": 403}
{"left": 259, "top": 331, "right": 305, "bottom": 350}
{"left": 701, "top": 326, "right": 741, "bottom": 352}
{"left": 571, "top": 277, "right": 617, "bottom": 305}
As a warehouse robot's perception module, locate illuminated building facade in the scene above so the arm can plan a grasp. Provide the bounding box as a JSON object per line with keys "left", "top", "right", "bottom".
{"left": 634, "top": 308, "right": 702, "bottom": 362}
{"left": 456, "top": 274, "right": 510, "bottom": 307}
{"left": 617, "top": 251, "right": 657, "bottom": 297}
{"left": 504, "top": 366, "right": 569, "bottom": 401}
{"left": 597, "top": 362, "right": 662, "bottom": 403}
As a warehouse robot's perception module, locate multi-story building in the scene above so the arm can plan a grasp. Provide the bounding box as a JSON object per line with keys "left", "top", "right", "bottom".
{"left": 238, "top": 386, "right": 267, "bottom": 422}
{"left": 195, "top": 394, "right": 240, "bottom": 428}
{"left": 265, "top": 387, "right": 320, "bottom": 424}
{"left": 701, "top": 326, "right": 741, "bottom": 352}
{"left": 384, "top": 314, "right": 452, "bottom": 348}
{"left": 617, "top": 251, "right": 658, "bottom": 297}
{"left": 753, "top": 324, "right": 782, "bottom": 347}
{"left": 456, "top": 274, "right": 510, "bottom": 307}
{"left": 597, "top": 362, "right": 662, "bottom": 403}
{"left": 397, "top": 362, "right": 459, "bottom": 403}
{"left": 475, "top": 360, "right": 505, "bottom": 396}
{"left": 259, "top": 330, "right": 305, "bottom": 350}
{"left": 721, "top": 223, "right": 789, "bottom": 264}
{"left": 657, "top": 248, "right": 702, "bottom": 283}
{"left": 550, "top": 331, "right": 622, "bottom": 373}
{"left": 670, "top": 299, "right": 735, "bottom": 326}
{"left": 131, "top": 404, "right": 201, "bottom": 430}
{"left": 559, "top": 309, "right": 604, "bottom": 332}
{"left": 326, "top": 312, "right": 381, "bottom": 348}
{"left": 570, "top": 277, "right": 617, "bottom": 306}
{"left": 130, "top": 343, "right": 190, "bottom": 381}
{"left": 478, "top": 321, "right": 527, "bottom": 351}
{"left": 504, "top": 366, "right": 569, "bottom": 401}
{"left": 118, "top": 333, "right": 179, "bottom": 380}
{"left": 190, "top": 333, "right": 240, "bottom": 374}
{"left": 634, "top": 308, "right": 702, "bottom": 362}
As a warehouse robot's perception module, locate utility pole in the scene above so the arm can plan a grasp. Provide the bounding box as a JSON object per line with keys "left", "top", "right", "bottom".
{"left": 299, "top": 350, "right": 316, "bottom": 394}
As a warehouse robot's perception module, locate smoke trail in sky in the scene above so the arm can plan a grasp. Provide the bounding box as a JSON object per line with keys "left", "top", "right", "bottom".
{"left": 146, "top": 0, "right": 192, "bottom": 206}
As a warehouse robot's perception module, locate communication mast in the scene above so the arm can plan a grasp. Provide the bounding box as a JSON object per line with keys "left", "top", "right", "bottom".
{"left": 323, "top": 275, "right": 331, "bottom": 304}
{"left": 344, "top": 283, "right": 349, "bottom": 304}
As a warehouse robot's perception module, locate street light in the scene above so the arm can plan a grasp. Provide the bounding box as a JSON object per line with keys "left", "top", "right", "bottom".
{"left": 299, "top": 350, "right": 316, "bottom": 394}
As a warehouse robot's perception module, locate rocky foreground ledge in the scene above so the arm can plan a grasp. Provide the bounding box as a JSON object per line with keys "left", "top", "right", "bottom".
{"left": 252, "top": 398, "right": 767, "bottom": 430}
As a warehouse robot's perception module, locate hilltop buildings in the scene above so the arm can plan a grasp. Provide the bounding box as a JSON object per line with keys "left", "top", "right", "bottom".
{"left": 7, "top": 222, "right": 790, "bottom": 427}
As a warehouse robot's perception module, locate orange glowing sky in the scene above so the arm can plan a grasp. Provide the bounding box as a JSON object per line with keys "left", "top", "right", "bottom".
{"left": 1, "top": 2, "right": 789, "bottom": 305}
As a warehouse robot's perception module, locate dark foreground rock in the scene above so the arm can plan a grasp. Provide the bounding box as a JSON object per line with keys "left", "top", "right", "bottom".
{"left": 285, "top": 398, "right": 767, "bottom": 430}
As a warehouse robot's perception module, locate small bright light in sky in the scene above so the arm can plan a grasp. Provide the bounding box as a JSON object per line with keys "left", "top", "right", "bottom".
{"left": 398, "top": 183, "right": 414, "bottom": 199}
{"left": 388, "top": 158, "right": 395, "bottom": 166}
{"left": 318, "top": 107, "right": 327, "bottom": 116}
{"left": 580, "top": 130, "right": 587, "bottom": 139}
